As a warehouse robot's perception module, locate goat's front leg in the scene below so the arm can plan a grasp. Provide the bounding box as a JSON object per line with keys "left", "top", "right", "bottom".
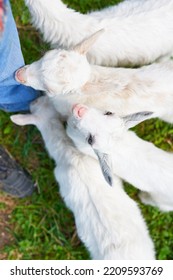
{"left": 11, "top": 96, "right": 75, "bottom": 164}
{"left": 24, "top": 0, "right": 97, "bottom": 49}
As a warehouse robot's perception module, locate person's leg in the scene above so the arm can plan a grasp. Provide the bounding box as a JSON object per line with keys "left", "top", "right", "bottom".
{"left": 0, "top": 0, "right": 40, "bottom": 112}
{"left": 0, "top": 0, "right": 38, "bottom": 197}
{"left": 0, "top": 146, "right": 36, "bottom": 198}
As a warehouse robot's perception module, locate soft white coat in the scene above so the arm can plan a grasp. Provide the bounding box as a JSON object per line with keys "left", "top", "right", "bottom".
{"left": 25, "top": 0, "right": 173, "bottom": 66}
{"left": 15, "top": 31, "right": 173, "bottom": 124}
{"left": 11, "top": 96, "right": 155, "bottom": 260}
{"left": 67, "top": 104, "right": 173, "bottom": 212}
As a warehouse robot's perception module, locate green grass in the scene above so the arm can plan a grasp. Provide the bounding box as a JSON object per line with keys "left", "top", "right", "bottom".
{"left": 0, "top": 0, "right": 173, "bottom": 260}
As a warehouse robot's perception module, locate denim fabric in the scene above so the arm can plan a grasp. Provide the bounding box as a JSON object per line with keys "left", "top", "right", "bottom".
{"left": 0, "top": 0, "right": 40, "bottom": 112}
{"left": 0, "top": 0, "right": 6, "bottom": 37}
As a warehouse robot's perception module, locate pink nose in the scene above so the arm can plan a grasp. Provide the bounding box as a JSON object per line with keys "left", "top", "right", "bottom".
{"left": 72, "top": 104, "right": 88, "bottom": 118}
{"left": 15, "top": 67, "right": 27, "bottom": 84}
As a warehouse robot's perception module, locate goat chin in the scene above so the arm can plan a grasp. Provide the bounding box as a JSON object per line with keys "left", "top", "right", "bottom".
{"left": 11, "top": 96, "right": 155, "bottom": 260}
{"left": 25, "top": 0, "right": 173, "bottom": 66}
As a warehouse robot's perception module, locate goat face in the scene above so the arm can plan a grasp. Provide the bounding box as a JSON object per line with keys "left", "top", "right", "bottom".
{"left": 68, "top": 104, "right": 153, "bottom": 151}
{"left": 67, "top": 104, "right": 125, "bottom": 153}
{"left": 15, "top": 49, "right": 91, "bottom": 96}
{"left": 67, "top": 104, "right": 153, "bottom": 186}
{"left": 15, "top": 30, "right": 104, "bottom": 96}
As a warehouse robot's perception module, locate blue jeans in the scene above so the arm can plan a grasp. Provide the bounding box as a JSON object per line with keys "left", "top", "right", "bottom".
{"left": 0, "top": 0, "right": 40, "bottom": 112}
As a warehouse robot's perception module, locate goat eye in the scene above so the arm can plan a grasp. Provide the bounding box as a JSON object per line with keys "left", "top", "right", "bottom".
{"left": 104, "top": 111, "right": 113, "bottom": 116}
{"left": 87, "top": 134, "right": 94, "bottom": 145}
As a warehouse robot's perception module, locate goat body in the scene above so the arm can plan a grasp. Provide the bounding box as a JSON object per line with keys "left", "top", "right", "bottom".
{"left": 107, "top": 129, "right": 173, "bottom": 212}
{"left": 25, "top": 0, "right": 173, "bottom": 66}
{"left": 11, "top": 96, "right": 155, "bottom": 260}
{"left": 113, "top": 131, "right": 173, "bottom": 212}
{"left": 54, "top": 61, "right": 173, "bottom": 124}
{"left": 16, "top": 42, "right": 173, "bottom": 124}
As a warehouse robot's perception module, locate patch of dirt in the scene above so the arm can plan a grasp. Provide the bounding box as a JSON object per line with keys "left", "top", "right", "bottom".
{"left": 0, "top": 194, "right": 17, "bottom": 259}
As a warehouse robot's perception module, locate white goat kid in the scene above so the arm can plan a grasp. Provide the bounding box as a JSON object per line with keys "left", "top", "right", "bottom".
{"left": 25, "top": 0, "right": 173, "bottom": 66}
{"left": 67, "top": 104, "right": 173, "bottom": 212}
{"left": 11, "top": 96, "right": 155, "bottom": 260}
{"left": 16, "top": 30, "right": 173, "bottom": 124}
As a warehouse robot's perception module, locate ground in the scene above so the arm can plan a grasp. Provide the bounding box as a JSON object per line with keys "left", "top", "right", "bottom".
{"left": 0, "top": 195, "right": 16, "bottom": 259}
{"left": 0, "top": 0, "right": 173, "bottom": 260}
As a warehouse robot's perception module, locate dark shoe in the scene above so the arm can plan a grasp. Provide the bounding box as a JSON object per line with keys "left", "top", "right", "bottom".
{"left": 0, "top": 145, "right": 36, "bottom": 198}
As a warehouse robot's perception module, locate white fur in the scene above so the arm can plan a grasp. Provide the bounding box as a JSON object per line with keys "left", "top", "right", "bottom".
{"left": 15, "top": 38, "right": 173, "bottom": 124}
{"left": 11, "top": 96, "right": 155, "bottom": 260}
{"left": 25, "top": 0, "right": 173, "bottom": 66}
{"left": 67, "top": 105, "right": 173, "bottom": 212}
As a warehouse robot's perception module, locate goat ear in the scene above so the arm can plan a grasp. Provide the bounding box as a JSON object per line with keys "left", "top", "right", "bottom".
{"left": 73, "top": 29, "right": 104, "bottom": 55}
{"left": 94, "top": 149, "right": 113, "bottom": 187}
{"left": 122, "top": 111, "right": 153, "bottom": 129}
{"left": 10, "top": 114, "right": 37, "bottom": 126}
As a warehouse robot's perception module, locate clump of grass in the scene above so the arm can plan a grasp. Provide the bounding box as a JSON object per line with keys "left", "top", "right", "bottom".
{"left": 63, "top": 0, "right": 123, "bottom": 13}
